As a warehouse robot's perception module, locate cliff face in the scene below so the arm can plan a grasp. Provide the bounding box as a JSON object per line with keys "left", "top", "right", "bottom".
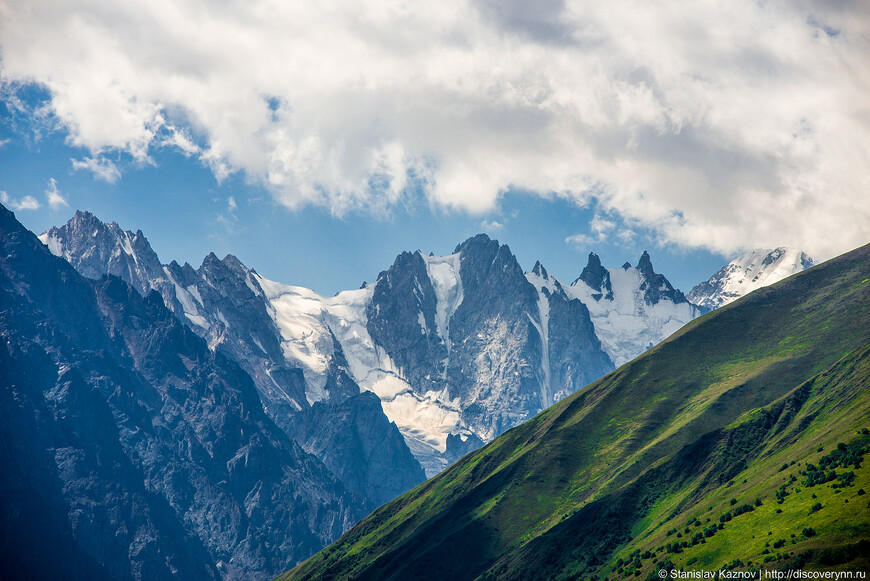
{"left": 1, "top": 204, "right": 363, "bottom": 580}
{"left": 39, "top": 210, "right": 427, "bottom": 509}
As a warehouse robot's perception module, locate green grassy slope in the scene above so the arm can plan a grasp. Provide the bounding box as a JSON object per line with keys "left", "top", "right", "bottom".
{"left": 279, "top": 244, "right": 870, "bottom": 581}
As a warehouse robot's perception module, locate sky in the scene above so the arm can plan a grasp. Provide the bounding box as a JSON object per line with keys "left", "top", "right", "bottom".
{"left": 1, "top": 0, "right": 868, "bottom": 296}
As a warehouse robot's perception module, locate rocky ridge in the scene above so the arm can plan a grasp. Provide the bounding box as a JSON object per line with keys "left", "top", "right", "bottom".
{"left": 2, "top": 204, "right": 363, "bottom": 580}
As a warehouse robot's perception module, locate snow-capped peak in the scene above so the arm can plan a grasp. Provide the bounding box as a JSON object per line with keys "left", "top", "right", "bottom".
{"left": 38, "top": 210, "right": 165, "bottom": 297}
{"left": 688, "top": 247, "right": 814, "bottom": 310}
{"left": 567, "top": 251, "right": 702, "bottom": 366}
{"left": 572, "top": 252, "right": 613, "bottom": 301}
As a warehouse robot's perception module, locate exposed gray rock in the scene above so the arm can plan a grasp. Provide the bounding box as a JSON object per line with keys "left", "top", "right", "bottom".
{"left": 287, "top": 391, "right": 425, "bottom": 508}
{"left": 573, "top": 253, "right": 613, "bottom": 301}
{"left": 367, "top": 234, "right": 613, "bottom": 448}
{"left": 2, "top": 204, "right": 363, "bottom": 580}
{"left": 635, "top": 250, "right": 690, "bottom": 306}
{"left": 39, "top": 210, "right": 426, "bottom": 512}
{"left": 366, "top": 250, "right": 446, "bottom": 396}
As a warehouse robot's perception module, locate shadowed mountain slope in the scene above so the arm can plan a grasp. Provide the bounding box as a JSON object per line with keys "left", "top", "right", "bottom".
{"left": 280, "top": 242, "right": 870, "bottom": 580}
{"left": 0, "top": 204, "right": 364, "bottom": 580}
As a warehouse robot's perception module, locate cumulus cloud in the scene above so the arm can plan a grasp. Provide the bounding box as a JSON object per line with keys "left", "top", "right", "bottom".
{"left": 566, "top": 213, "right": 624, "bottom": 248}
{"left": 71, "top": 156, "right": 122, "bottom": 183}
{"left": 1, "top": 0, "right": 868, "bottom": 259}
{"left": 480, "top": 219, "right": 504, "bottom": 233}
{"left": 565, "top": 233, "right": 596, "bottom": 248}
{"left": 45, "top": 179, "right": 69, "bottom": 209}
{"left": 1, "top": 191, "right": 41, "bottom": 211}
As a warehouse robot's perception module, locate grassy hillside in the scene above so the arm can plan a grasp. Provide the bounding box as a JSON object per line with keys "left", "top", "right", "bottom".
{"left": 279, "top": 244, "right": 870, "bottom": 581}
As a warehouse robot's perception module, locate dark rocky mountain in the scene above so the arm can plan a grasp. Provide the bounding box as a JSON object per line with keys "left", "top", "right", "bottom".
{"left": 284, "top": 391, "right": 423, "bottom": 507}
{"left": 0, "top": 204, "right": 363, "bottom": 580}
{"left": 40, "top": 212, "right": 426, "bottom": 508}
{"left": 43, "top": 213, "right": 618, "bottom": 477}
{"left": 366, "top": 249, "right": 446, "bottom": 397}
{"left": 635, "top": 250, "right": 692, "bottom": 306}
{"left": 528, "top": 261, "right": 611, "bottom": 403}
{"left": 361, "top": 235, "right": 613, "bottom": 472}
{"left": 574, "top": 251, "right": 613, "bottom": 300}
{"left": 41, "top": 209, "right": 165, "bottom": 297}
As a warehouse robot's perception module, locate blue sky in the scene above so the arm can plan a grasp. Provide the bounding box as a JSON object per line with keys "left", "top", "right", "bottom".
{"left": 2, "top": 0, "right": 868, "bottom": 295}
{"left": 0, "top": 98, "right": 724, "bottom": 294}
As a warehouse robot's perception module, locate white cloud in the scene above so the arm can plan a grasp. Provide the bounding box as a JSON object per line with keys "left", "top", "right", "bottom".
{"left": 566, "top": 212, "right": 622, "bottom": 248}
{"left": 480, "top": 219, "right": 504, "bottom": 232}
{"left": 216, "top": 195, "right": 239, "bottom": 233}
{"left": 71, "top": 156, "right": 122, "bottom": 183}
{"left": 45, "top": 178, "right": 69, "bottom": 209}
{"left": 160, "top": 124, "right": 201, "bottom": 157}
{"left": 1, "top": 191, "right": 41, "bottom": 211}
{"left": 617, "top": 228, "right": 635, "bottom": 245}
{"left": 1, "top": 0, "right": 868, "bottom": 259}
{"left": 565, "top": 233, "right": 596, "bottom": 248}
{"left": 589, "top": 215, "right": 616, "bottom": 239}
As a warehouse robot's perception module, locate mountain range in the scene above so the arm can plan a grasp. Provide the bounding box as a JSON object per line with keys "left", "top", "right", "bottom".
{"left": 40, "top": 212, "right": 717, "bottom": 478}
{"left": 1, "top": 202, "right": 822, "bottom": 579}
{"left": 280, "top": 240, "right": 870, "bottom": 580}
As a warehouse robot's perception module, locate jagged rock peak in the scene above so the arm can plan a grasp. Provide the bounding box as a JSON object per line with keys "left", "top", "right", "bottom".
{"left": 453, "top": 232, "right": 500, "bottom": 254}
{"left": 531, "top": 260, "right": 548, "bottom": 278}
{"left": 586, "top": 252, "right": 603, "bottom": 270}
{"left": 71, "top": 209, "right": 105, "bottom": 227}
{"left": 221, "top": 253, "right": 256, "bottom": 278}
{"left": 201, "top": 251, "right": 221, "bottom": 267}
{"left": 39, "top": 209, "right": 164, "bottom": 297}
{"left": 575, "top": 252, "right": 612, "bottom": 297}
{"left": 635, "top": 251, "right": 688, "bottom": 306}
{"left": 375, "top": 250, "right": 427, "bottom": 285}
{"left": 454, "top": 234, "right": 527, "bottom": 294}
{"left": 166, "top": 260, "right": 199, "bottom": 287}
{"left": 636, "top": 250, "right": 655, "bottom": 278}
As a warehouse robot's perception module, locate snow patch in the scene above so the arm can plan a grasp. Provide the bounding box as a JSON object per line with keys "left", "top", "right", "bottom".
{"left": 184, "top": 312, "right": 208, "bottom": 328}
{"left": 256, "top": 277, "right": 333, "bottom": 404}
{"left": 39, "top": 232, "right": 63, "bottom": 257}
{"left": 164, "top": 268, "right": 208, "bottom": 330}
{"left": 421, "top": 252, "right": 464, "bottom": 355}
{"left": 186, "top": 285, "right": 204, "bottom": 306}
{"left": 244, "top": 273, "right": 260, "bottom": 296}
{"left": 256, "top": 275, "right": 465, "bottom": 467}
{"left": 688, "top": 248, "right": 813, "bottom": 310}
{"left": 525, "top": 271, "right": 553, "bottom": 409}
{"left": 568, "top": 265, "right": 699, "bottom": 366}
